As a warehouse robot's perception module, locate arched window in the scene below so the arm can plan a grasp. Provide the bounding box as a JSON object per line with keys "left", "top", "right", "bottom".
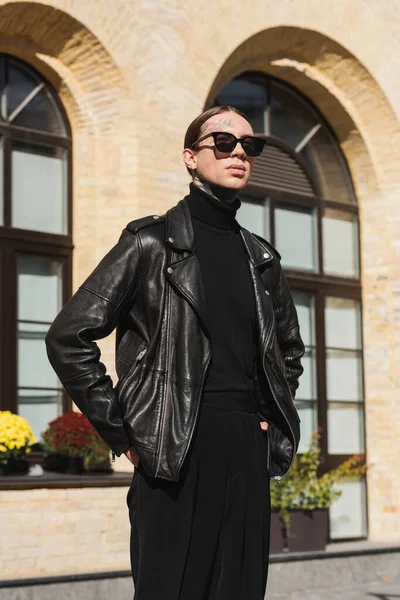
{"left": 215, "top": 75, "right": 366, "bottom": 540}
{"left": 0, "top": 54, "right": 72, "bottom": 440}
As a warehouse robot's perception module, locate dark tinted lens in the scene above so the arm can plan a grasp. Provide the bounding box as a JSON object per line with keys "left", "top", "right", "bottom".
{"left": 242, "top": 136, "right": 266, "bottom": 157}
{"left": 213, "top": 132, "right": 236, "bottom": 152}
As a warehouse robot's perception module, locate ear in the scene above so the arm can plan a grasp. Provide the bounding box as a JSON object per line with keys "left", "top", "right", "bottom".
{"left": 182, "top": 148, "right": 197, "bottom": 172}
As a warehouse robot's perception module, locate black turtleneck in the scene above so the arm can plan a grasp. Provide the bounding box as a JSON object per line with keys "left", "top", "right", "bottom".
{"left": 185, "top": 183, "right": 256, "bottom": 396}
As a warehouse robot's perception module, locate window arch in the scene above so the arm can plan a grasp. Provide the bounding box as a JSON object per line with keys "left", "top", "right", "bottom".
{"left": 215, "top": 74, "right": 366, "bottom": 540}
{"left": 0, "top": 54, "right": 72, "bottom": 440}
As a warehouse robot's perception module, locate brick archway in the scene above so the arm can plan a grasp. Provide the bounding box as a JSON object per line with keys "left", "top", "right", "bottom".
{"left": 205, "top": 26, "right": 400, "bottom": 541}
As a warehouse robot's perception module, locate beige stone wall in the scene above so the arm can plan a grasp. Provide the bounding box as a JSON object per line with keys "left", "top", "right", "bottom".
{"left": 0, "top": 487, "right": 130, "bottom": 580}
{"left": 0, "top": 0, "right": 398, "bottom": 544}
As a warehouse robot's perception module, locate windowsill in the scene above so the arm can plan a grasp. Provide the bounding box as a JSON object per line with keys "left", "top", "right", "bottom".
{"left": 0, "top": 469, "right": 133, "bottom": 490}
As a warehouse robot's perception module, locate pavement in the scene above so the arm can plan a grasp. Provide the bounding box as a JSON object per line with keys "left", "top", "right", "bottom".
{"left": 268, "top": 583, "right": 400, "bottom": 599}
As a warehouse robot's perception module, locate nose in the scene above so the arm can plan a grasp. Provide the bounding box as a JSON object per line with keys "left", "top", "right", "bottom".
{"left": 231, "top": 141, "right": 246, "bottom": 158}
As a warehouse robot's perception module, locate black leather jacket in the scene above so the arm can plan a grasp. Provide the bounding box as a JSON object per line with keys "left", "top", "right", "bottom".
{"left": 45, "top": 196, "right": 305, "bottom": 482}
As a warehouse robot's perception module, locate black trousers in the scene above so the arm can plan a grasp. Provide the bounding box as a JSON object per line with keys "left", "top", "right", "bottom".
{"left": 127, "top": 392, "right": 271, "bottom": 600}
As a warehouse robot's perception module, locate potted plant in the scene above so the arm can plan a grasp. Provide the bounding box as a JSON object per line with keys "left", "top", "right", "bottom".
{"left": 270, "top": 429, "right": 368, "bottom": 553}
{"left": 0, "top": 410, "right": 36, "bottom": 475}
{"left": 42, "top": 411, "right": 112, "bottom": 474}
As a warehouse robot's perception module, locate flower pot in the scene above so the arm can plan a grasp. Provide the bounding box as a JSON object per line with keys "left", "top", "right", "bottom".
{"left": 65, "top": 456, "right": 85, "bottom": 475}
{"left": 0, "top": 456, "right": 30, "bottom": 476}
{"left": 270, "top": 509, "right": 329, "bottom": 554}
{"left": 43, "top": 454, "right": 69, "bottom": 473}
{"left": 85, "top": 456, "right": 113, "bottom": 474}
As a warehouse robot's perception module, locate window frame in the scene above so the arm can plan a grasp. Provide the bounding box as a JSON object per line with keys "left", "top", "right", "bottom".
{"left": 0, "top": 54, "right": 73, "bottom": 420}
{"left": 220, "top": 73, "right": 368, "bottom": 541}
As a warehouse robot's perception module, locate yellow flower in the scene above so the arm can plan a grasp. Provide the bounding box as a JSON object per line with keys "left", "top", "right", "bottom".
{"left": 0, "top": 410, "right": 35, "bottom": 453}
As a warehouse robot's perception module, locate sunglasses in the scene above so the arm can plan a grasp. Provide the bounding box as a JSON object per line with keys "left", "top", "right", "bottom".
{"left": 191, "top": 131, "right": 266, "bottom": 157}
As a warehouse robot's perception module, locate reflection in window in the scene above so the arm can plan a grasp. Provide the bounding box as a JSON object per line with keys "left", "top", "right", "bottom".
{"left": 275, "top": 204, "right": 317, "bottom": 271}
{"left": 330, "top": 479, "right": 367, "bottom": 539}
{"left": 17, "top": 255, "right": 64, "bottom": 439}
{"left": 12, "top": 142, "right": 67, "bottom": 234}
{"left": 292, "top": 292, "right": 317, "bottom": 453}
{"left": 325, "top": 297, "right": 362, "bottom": 350}
{"left": 325, "top": 297, "right": 364, "bottom": 454}
{"left": 238, "top": 197, "right": 268, "bottom": 238}
{"left": 7, "top": 62, "right": 66, "bottom": 136}
{"left": 215, "top": 78, "right": 268, "bottom": 133}
{"left": 270, "top": 81, "right": 318, "bottom": 151}
{"left": 323, "top": 209, "right": 359, "bottom": 277}
{"left": 301, "top": 127, "right": 354, "bottom": 204}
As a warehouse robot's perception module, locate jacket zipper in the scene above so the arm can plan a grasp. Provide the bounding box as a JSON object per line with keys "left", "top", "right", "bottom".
{"left": 176, "top": 346, "right": 211, "bottom": 476}
{"left": 261, "top": 320, "right": 296, "bottom": 482}
{"left": 118, "top": 346, "right": 147, "bottom": 399}
{"left": 155, "top": 282, "right": 172, "bottom": 475}
{"left": 112, "top": 345, "right": 147, "bottom": 463}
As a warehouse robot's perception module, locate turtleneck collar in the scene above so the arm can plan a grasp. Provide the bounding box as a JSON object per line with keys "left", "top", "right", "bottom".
{"left": 186, "top": 182, "right": 241, "bottom": 231}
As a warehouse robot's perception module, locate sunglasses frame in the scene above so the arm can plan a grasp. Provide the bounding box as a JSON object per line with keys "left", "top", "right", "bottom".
{"left": 191, "top": 131, "right": 266, "bottom": 157}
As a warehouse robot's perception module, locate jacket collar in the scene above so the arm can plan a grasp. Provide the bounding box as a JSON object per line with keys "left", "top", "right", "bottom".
{"left": 165, "top": 196, "right": 274, "bottom": 268}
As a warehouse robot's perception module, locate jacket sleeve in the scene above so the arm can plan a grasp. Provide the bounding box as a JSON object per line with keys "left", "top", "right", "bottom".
{"left": 45, "top": 228, "right": 141, "bottom": 457}
{"left": 273, "top": 262, "right": 305, "bottom": 398}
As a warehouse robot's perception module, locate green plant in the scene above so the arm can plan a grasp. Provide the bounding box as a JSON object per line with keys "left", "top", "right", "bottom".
{"left": 270, "top": 429, "right": 368, "bottom": 529}
{"left": 42, "top": 411, "right": 111, "bottom": 466}
{"left": 0, "top": 410, "right": 36, "bottom": 460}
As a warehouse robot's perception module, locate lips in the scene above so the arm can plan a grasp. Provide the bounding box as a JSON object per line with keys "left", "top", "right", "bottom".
{"left": 227, "top": 165, "right": 246, "bottom": 173}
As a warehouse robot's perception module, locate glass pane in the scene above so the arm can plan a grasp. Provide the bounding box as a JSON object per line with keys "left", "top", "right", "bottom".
{"left": 325, "top": 297, "right": 362, "bottom": 350}
{"left": 275, "top": 204, "right": 317, "bottom": 271}
{"left": 300, "top": 127, "right": 355, "bottom": 204}
{"left": 18, "top": 390, "right": 63, "bottom": 441}
{"left": 18, "top": 255, "right": 63, "bottom": 322}
{"left": 270, "top": 81, "right": 319, "bottom": 150}
{"left": 296, "top": 400, "right": 317, "bottom": 454}
{"left": 327, "top": 402, "right": 365, "bottom": 454}
{"left": 296, "top": 348, "right": 316, "bottom": 401}
{"left": 330, "top": 478, "right": 367, "bottom": 539}
{"left": 323, "top": 209, "right": 359, "bottom": 277}
{"left": 0, "top": 137, "right": 3, "bottom": 226}
{"left": 238, "top": 198, "right": 268, "bottom": 238}
{"left": 326, "top": 350, "right": 363, "bottom": 401}
{"left": 7, "top": 63, "right": 37, "bottom": 119}
{"left": 215, "top": 79, "right": 268, "bottom": 133}
{"left": 8, "top": 63, "right": 65, "bottom": 135}
{"left": 12, "top": 142, "right": 68, "bottom": 234}
{"left": 292, "top": 292, "right": 315, "bottom": 346}
{"left": 18, "top": 322, "right": 59, "bottom": 389}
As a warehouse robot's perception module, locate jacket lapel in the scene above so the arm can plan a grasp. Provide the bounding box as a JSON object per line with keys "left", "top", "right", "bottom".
{"left": 164, "top": 198, "right": 275, "bottom": 342}
{"left": 164, "top": 199, "right": 210, "bottom": 338}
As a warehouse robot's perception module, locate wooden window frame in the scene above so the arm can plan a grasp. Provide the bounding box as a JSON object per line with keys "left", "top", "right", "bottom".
{"left": 0, "top": 54, "right": 73, "bottom": 418}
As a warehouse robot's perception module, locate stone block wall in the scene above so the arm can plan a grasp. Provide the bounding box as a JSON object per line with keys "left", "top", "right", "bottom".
{"left": 0, "top": 487, "right": 130, "bottom": 580}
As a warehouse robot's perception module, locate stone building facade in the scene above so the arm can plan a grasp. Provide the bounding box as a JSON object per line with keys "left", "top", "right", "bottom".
{"left": 0, "top": 0, "right": 399, "bottom": 580}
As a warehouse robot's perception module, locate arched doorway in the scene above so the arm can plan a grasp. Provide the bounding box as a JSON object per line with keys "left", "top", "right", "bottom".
{"left": 215, "top": 74, "right": 366, "bottom": 540}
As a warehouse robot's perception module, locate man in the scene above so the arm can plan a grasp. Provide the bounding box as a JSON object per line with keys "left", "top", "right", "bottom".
{"left": 46, "top": 105, "right": 304, "bottom": 599}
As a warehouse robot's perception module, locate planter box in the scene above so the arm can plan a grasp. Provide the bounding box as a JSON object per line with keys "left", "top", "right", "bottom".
{"left": 0, "top": 457, "right": 30, "bottom": 476}
{"left": 43, "top": 454, "right": 112, "bottom": 475}
{"left": 270, "top": 509, "right": 329, "bottom": 553}
{"left": 43, "top": 455, "right": 85, "bottom": 474}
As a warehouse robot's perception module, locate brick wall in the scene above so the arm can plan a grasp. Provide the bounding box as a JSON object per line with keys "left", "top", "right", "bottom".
{"left": 0, "top": 0, "right": 398, "bottom": 544}
{"left": 0, "top": 487, "right": 131, "bottom": 580}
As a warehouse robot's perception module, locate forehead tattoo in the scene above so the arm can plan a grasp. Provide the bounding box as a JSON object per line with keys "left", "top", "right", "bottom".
{"left": 200, "top": 117, "right": 235, "bottom": 136}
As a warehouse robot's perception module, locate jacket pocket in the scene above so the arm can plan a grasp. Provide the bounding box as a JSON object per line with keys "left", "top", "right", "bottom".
{"left": 116, "top": 343, "right": 147, "bottom": 400}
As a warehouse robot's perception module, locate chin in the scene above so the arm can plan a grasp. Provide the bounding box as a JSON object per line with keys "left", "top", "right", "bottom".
{"left": 224, "top": 177, "right": 249, "bottom": 190}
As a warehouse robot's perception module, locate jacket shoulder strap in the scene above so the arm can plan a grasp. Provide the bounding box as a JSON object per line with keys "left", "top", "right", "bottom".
{"left": 126, "top": 214, "right": 165, "bottom": 234}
